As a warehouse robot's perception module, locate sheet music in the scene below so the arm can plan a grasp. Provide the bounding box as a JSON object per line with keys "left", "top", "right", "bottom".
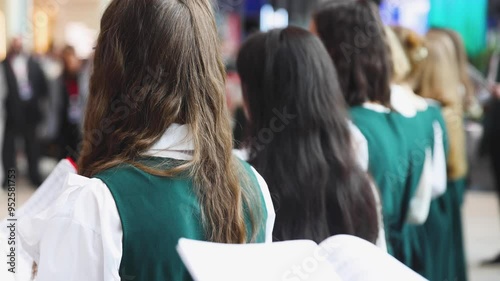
{"left": 177, "top": 235, "right": 428, "bottom": 281}
{"left": 319, "top": 235, "right": 427, "bottom": 281}
{"left": 0, "top": 159, "right": 76, "bottom": 281}
{"left": 177, "top": 238, "right": 340, "bottom": 281}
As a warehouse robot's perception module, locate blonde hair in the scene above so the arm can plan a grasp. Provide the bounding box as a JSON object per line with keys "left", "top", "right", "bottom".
{"left": 410, "top": 31, "right": 467, "bottom": 179}
{"left": 391, "top": 26, "right": 429, "bottom": 90}
{"left": 384, "top": 26, "right": 411, "bottom": 83}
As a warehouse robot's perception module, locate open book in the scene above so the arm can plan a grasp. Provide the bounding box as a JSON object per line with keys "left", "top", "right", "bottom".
{"left": 0, "top": 159, "right": 76, "bottom": 281}
{"left": 177, "top": 235, "right": 427, "bottom": 281}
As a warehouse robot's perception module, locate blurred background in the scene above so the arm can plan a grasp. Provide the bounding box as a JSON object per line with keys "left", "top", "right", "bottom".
{"left": 0, "top": 0, "right": 500, "bottom": 280}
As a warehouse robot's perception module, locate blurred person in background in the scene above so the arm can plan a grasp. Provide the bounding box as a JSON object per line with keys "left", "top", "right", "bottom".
{"left": 407, "top": 29, "right": 469, "bottom": 281}
{"left": 38, "top": 43, "right": 63, "bottom": 158}
{"left": 58, "top": 46, "right": 84, "bottom": 159}
{"left": 391, "top": 26, "right": 453, "bottom": 281}
{"left": 313, "top": 0, "right": 433, "bottom": 264}
{"left": 1, "top": 37, "right": 48, "bottom": 187}
{"left": 236, "top": 26, "right": 382, "bottom": 246}
{"left": 482, "top": 77, "right": 500, "bottom": 265}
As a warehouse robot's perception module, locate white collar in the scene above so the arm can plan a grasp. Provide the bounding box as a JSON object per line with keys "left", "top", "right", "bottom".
{"left": 390, "top": 84, "right": 428, "bottom": 118}
{"left": 362, "top": 102, "right": 391, "bottom": 113}
{"left": 143, "top": 123, "right": 194, "bottom": 161}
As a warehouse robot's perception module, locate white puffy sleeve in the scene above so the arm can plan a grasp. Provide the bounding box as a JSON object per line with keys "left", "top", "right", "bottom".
{"left": 18, "top": 174, "right": 123, "bottom": 281}
{"left": 406, "top": 148, "right": 433, "bottom": 225}
{"left": 348, "top": 123, "right": 387, "bottom": 251}
{"left": 348, "top": 122, "right": 369, "bottom": 171}
{"left": 431, "top": 121, "right": 447, "bottom": 198}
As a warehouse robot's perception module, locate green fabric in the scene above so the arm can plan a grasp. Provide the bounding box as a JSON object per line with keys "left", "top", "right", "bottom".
{"left": 350, "top": 106, "right": 428, "bottom": 261}
{"left": 447, "top": 178, "right": 468, "bottom": 281}
{"left": 404, "top": 105, "right": 452, "bottom": 280}
{"left": 95, "top": 157, "right": 267, "bottom": 281}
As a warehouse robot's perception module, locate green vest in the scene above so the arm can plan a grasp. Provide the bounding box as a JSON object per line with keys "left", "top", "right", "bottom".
{"left": 350, "top": 106, "right": 431, "bottom": 259}
{"left": 95, "top": 157, "right": 267, "bottom": 281}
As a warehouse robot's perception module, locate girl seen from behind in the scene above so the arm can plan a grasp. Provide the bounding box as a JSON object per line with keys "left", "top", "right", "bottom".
{"left": 390, "top": 26, "right": 452, "bottom": 281}
{"left": 236, "top": 27, "right": 381, "bottom": 245}
{"left": 407, "top": 28, "right": 469, "bottom": 281}
{"left": 313, "top": 0, "right": 434, "bottom": 262}
{"left": 18, "top": 1, "right": 274, "bottom": 280}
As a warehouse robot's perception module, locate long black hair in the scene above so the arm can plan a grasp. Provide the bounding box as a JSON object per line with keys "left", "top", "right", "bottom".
{"left": 237, "top": 26, "right": 378, "bottom": 243}
{"left": 313, "top": 0, "right": 391, "bottom": 107}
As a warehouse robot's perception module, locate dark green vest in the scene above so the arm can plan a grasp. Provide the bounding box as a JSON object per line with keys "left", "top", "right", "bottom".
{"left": 350, "top": 106, "right": 431, "bottom": 260}
{"left": 95, "top": 157, "right": 267, "bottom": 281}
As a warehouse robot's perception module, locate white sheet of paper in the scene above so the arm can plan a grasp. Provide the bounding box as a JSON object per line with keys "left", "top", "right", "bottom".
{"left": 319, "top": 235, "right": 427, "bottom": 281}
{"left": 177, "top": 238, "right": 341, "bottom": 281}
{"left": 177, "top": 235, "right": 428, "bottom": 281}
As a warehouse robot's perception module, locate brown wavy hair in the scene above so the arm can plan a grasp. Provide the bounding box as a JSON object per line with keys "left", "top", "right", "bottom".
{"left": 313, "top": 0, "right": 391, "bottom": 107}
{"left": 78, "top": 0, "right": 260, "bottom": 243}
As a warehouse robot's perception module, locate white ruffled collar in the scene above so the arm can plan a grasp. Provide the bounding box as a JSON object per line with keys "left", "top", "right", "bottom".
{"left": 143, "top": 123, "right": 194, "bottom": 160}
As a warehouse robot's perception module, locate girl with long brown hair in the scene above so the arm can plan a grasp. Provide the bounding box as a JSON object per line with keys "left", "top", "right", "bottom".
{"left": 313, "top": 0, "right": 434, "bottom": 263}
{"left": 18, "top": 0, "right": 274, "bottom": 280}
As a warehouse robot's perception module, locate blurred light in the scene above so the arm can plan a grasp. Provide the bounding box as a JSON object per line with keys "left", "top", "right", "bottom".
{"left": 0, "top": 11, "right": 5, "bottom": 60}
{"left": 260, "top": 4, "right": 288, "bottom": 32}
{"left": 34, "top": 10, "right": 50, "bottom": 54}
{"left": 65, "top": 22, "right": 97, "bottom": 59}
{"left": 380, "top": 0, "right": 430, "bottom": 35}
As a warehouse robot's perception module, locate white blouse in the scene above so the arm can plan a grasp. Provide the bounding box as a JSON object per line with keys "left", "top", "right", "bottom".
{"left": 18, "top": 124, "right": 276, "bottom": 281}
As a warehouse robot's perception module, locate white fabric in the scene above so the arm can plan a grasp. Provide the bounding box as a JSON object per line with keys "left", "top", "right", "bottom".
{"left": 362, "top": 102, "right": 391, "bottom": 113}
{"left": 177, "top": 235, "right": 427, "bottom": 281}
{"left": 389, "top": 85, "right": 448, "bottom": 223}
{"left": 406, "top": 148, "right": 433, "bottom": 224}
{"left": 431, "top": 121, "right": 447, "bottom": 198}
{"left": 1, "top": 159, "right": 76, "bottom": 281}
{"left": 348, "top": 122, "right": 369, "bottom": 172}
{"left": 390, "top": 84, "right": 428, "bottom": 117}
{"left": 18, "top": 124, "right": 275, "bottom": 281}
{"left": 348, "top": 123, "right": 387, "bottom": 251}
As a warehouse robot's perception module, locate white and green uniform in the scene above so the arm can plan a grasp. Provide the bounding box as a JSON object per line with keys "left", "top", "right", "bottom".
{"left": 350, "top": 100, "right": 435, "bottom": 262}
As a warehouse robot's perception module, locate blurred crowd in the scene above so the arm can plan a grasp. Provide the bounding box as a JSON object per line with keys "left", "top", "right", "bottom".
{"left": 2, "top": 1, "right": 500, "bottom": 280}
{"left": 0, "top": 38, "right": 91, "bottom": 186}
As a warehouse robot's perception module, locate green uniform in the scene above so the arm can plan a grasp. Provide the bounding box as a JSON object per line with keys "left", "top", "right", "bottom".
{"left": 404, "top": 105, "right": 451, "bottom": 280}
{"left": 95, "top": 157, "right": 267, "bottom": 281}
{"left": 350, "top": 106, "right": 428, "bottom": 262}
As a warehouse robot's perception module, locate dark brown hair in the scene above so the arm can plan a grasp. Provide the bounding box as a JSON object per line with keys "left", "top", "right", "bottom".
{"left": 313, "top": 0, "right": 391, "bottom": 107}
{"left": 237, "top": 27, "right": 378, "bottom": 243}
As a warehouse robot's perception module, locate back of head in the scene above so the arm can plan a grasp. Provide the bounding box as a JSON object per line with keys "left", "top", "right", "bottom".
{"left": 429, "top": 28, "right": 474, "bottom": 105}
{"left": 384, "top": 26, "right": 411, "bottom": 84}
{"left": 313, "top": 0, "right": 391, "bottom": 107}
{"left": 80, "top": 0, "right": 259, "bottom": 244}
{"left": 391, "top": 26, "right": 428, "bottom": 90}
{"left": 237, "top": 27, "right": 378, "bottom": 243}
{"left": 414, "top": 32, "right": 461, "bottom": 107}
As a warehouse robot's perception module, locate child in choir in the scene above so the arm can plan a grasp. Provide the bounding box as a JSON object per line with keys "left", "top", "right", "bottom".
{"left": 408, "top": 29, "right": 469, "bottom": 281}
{"left": 312, "top": 0, "right": 434, "bottom": 262}
{"left": 236, "top": 26, "right": 384, "bottom": 246}
{"left": 18, "top": 0, "right": 275, "bottom": 280}
{"left": 390, "top": 26, "right": 451, "bottom": 281}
